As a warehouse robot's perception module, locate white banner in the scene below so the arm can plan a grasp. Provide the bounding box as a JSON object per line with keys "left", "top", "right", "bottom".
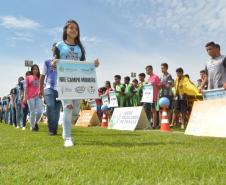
{"left": 101, "top": 94, "right": 109, "bottom": 106}
{"left": 141, "top": 84, "right": 153, "bottom": 103}
{"left": 202, "top": 88, "right": 226, "bottom": 100}
{"left": 108, "top": 107, "right": 149, "bottom": 131}
{"left": 57, "top": 60, "right": 99, "bottom": 100}
{"left": 88, "top": 99, "right": 97, "bottom": 111}
{"left": 109, "top": 91, "right": 118, "bottom": 107}
{"left": 185, "top": 99, "right": 226, "bottom": 138}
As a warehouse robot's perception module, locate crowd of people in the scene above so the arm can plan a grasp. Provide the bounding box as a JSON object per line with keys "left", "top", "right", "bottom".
{"left": 0, "top": 18, "right": 226, "bottom": 148}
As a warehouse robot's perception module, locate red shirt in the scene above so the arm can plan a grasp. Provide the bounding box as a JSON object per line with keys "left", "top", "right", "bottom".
{"left": 147, "top": 74, "right": 160, "bottom": 102}
{"left": 26, "top": 75, "right": 40, "bottom": 99}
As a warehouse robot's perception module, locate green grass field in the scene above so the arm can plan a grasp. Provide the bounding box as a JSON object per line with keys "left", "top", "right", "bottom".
{"left": 0, "top": 123, "right": 226, "bottom": 185}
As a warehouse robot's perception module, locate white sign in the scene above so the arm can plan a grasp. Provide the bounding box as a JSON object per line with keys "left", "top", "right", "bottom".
{"left": 108, "top": 91, "right": 118, "bottom": 107}
{"left": 108, "top": 106, "right": 149, "bottom": 131}
{"left": 101, "top": 94, "right": 109, "bottom": 106}
{"left": 185, "top": 99, "right": 226, "bottom": 138}
{"left": 141, "top": 84, "right": 153, "bottom": 103}
{"left": 202, "top": 88, "right": 226, "bottom": 100}
{"left": 88, "top": 99, "right": 97, "bottom": 111}
{"left": 57, "top": 60, "right": 99, "bottom": 100}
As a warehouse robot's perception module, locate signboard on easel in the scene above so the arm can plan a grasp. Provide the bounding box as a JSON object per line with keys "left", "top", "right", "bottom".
{"left": 108, "top": 106, "right": 149, "bottom": 131}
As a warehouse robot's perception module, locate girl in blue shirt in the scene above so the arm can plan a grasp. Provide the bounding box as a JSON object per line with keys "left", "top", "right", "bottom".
{"left": 52, "top": 20, "right": 99, "bottom": 147}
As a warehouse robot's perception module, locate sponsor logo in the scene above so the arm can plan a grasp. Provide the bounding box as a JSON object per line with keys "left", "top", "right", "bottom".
{"left": 81, "top": 67, "right": 95, "bottom": 73}
{"left": 64, "top": 68, "right": 78, "bottom": 72}
{"left": 75, "top": 86, "right": 85, "bottom": 93}
{"left": 87, "top": 86, "right": 95, "bottom": 94}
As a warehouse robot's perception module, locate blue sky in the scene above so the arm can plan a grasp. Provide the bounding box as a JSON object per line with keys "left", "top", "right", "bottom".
{"left": 1, "top": 0, "right": 226, "bottom": 97}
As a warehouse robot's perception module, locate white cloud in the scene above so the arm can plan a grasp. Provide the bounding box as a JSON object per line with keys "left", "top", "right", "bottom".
{"left": 46, "top": 26, "right": 62, "bottom": 41}
{"left": 103, "top": 0, "right": 226, "bottom": 43}
{"left": 81, "top": 36, "right": 101, "bottom": 45}
{"left": 46, "top": 26, "right": 101, "bottom": 46}
{"left": 0, "top": 16, "right": 40, "bottom": 29}
{"left": 10, "top": 32, "right": 34, "bottom": 42}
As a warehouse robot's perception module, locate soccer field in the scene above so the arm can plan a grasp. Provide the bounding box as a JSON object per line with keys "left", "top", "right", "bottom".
{"left": 0, "top": 123, "right": 226, "bottom": 185}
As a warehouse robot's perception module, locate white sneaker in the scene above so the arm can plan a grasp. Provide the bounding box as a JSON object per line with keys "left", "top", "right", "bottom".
{"left": 16, "top": 126, "right": 20, "bottom": 129}
{"left": 22, "top": 127, "right": 26, "bottom": 130}
{"left": 64, "top": 139, "right": 74, "bottom": 147}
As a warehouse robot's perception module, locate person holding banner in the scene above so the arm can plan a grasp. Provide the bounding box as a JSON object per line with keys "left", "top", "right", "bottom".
{"left": 96, "top": 87, "right": 106, "bottom": 121}
{"left": 200, "top": 42, "right": 226, "bottom": 90}
{"left": 124, "top": 76, "right": 133, "bottom": 107}
{"left": 104, "top": 81, "right": 113, "bottom": 97}
{"left": 145, "top": 65, "right": 160, "bottom": 129}
{"left": 51, "top": 19, "right": 99, "bottom": 147}
{"left": 113, "top": 75, "right": 126, "bottom": 107}
{"left": 131, "top": 79, "right": 142, "bottom": 106}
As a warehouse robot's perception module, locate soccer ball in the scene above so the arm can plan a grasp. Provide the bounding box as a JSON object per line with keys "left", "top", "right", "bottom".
{"left": 159, "top": 97, "right": 170, "bottom": 108}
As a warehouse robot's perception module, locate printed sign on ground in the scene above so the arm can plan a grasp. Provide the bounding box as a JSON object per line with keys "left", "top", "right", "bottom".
{"left": 108, "top": 106, "right": 149, "bottom": 131}
{"left": 185, "top": 99, "right": 226, "bottom": 138}
{"left": 88, "top": 99, "right": 97, "bottom": 111}
{"left": 76, "top": 110, "right": 99, "bottom": 127}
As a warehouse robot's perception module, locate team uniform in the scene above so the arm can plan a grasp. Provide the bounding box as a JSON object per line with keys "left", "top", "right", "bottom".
{"left": 55, "top": 41, "right": 85, "bottom": 143}
{"left": 146, "top": 74, "right": 160, "bottom": 110}
{"left": 115, "top": 84, "right": 126, "bottom": 107}
{"left": 205, "top": 55, "right": 226, "bottom": 89}
{"left": 159, "top": 73, "right": 174, "bottom": 110}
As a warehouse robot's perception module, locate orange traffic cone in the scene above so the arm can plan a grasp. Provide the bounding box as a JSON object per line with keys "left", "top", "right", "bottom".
{"left": 101, "top": 111, "right": 108, "bottom": 127}
{"left": 160, "top": 107, "right": 171, "bottom": 132}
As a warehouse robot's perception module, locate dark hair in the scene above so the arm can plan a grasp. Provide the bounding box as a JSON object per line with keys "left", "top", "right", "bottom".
{"left": 25, "top": 71, "right": 31, "bottom": 76}
{"left": 138, "top": 73, "right": 146, "bottom": 78}
{"left": 176, "top": 67, "right": 183, "bottom": 73}
{"left": 200, "top": 70, "right": 207, "bottom": 74}
{"left": 184, "top": 74, "right": 190, "bottom": 79}
{"left": 31, "top": 64, "right": 40, "bottom": 78}
{"left": 105, "top": 81, "right": 111, "bottom": 87}
{"left": 98, "top": 87, "right": 106, "bottom": 93}
{"left": 132, "top": 79, "right": 138, "bottom": 83}
{"left": 18, "top": 76, "right": 24, "bottom": 84}
{"left": 145, "top": 65, "right": 153, "bottom": 70}
{"left": 52, "top": 42, "right": 57, "bottom": 47}
{"left": 205, "top": 41, "right": 221, "bottom": 50}
{"left": 114, "top": 75, "right": 121, "bottom": 80}
{"left": 124, "top": 76, "right": 130, "bottom": 82}
{"left": 161, "top": 63, "right": 168, "bottom": 69}
{"left": 63, "top": 20, "right": 86, "bottom": 60}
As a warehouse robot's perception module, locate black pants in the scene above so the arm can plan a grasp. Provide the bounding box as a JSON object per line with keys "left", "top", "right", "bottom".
{"left": 22, "top": 103, "right": 29, "bottom": 127}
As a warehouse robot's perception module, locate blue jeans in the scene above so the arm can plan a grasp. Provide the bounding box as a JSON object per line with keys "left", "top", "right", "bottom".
{"left": 9, "top": 104, "right": 13, "bottom": 125}
{"left": 44, "top": 88, "right": 62, "bottom": 133}
{"left": 3, "top": 109, "right": 9, "bottom": 124}
{"left": 27, "top": 96, "right": 43, "bottom": 129}
{"left": 16, "top": 102, "right": 23, "bottom": 127}
{"left": 62, "top": 100, "right": 80, "bottom": 140}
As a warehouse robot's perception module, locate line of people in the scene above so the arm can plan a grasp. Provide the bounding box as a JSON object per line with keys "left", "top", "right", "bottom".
{"left": 94, "top": 63, "right": 202, "bottom": 130}
{"left": 1, "top": 20, "right": 226, "bottom": 148}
